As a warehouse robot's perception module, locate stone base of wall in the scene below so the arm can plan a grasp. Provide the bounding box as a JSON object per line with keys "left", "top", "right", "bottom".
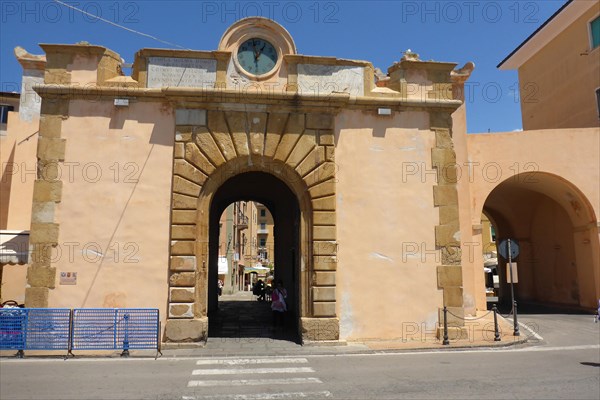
{"left": 300, "top": 317, "right": 339, "bottom": 342}
{"left": 164, "top": 317, "right": 208, "bottom": 343}
{"left": 435, "top": 326, "right": 469, "bottom": 341}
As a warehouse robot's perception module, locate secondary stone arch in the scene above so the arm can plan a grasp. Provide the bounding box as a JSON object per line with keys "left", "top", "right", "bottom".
{"left": 164, "top": 109, "right": 339, "bottom": 343}
{"left": 480, "top": 171, "right": 599, "bottom": 310}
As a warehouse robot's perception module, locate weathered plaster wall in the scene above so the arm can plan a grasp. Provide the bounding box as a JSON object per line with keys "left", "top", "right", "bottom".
{"left": 48, "top": 100, "right": 174, "bottom": 326}
{"left": 335, "top": 109, "right": 442, "bottom": 340}
{"left": 19, "top": 69, "right": 43, "bottom": 122}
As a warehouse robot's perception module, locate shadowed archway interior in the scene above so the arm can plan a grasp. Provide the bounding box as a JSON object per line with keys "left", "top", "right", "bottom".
{"left": 482, "top": 172, "right": 599, "bottom": 311}
{"left": 208, "top": 171, "right": 301, "bottom": 339}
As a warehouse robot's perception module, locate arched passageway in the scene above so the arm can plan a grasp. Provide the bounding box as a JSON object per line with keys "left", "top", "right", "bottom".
{"left": 207, "top": 172, "right": 301, "bottom": 340}
{"left": 164, "top": 109, "right": 340, "bottom": 344}
{"left": 482, "top": 172, "right": 599, "bottom": 311}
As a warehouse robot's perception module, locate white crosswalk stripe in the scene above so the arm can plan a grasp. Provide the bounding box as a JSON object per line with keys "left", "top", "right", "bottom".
{"left": 192, "top": 367, "right": 314, "bottom": 376}
{"left": 182, "top": 392, "right": 333, "bottom": 399}
{"left": 185, "top": 357, "right": 331, "bottom": 400}
{"left": 187, "top": 378, "right": 323, "bottom": 387}
{"left": 196, "top": 358, "right": 309, "bottom": 366}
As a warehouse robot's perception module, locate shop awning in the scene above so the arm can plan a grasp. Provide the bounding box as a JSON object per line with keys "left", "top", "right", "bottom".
{"left": 484, "top": 258, "right": 498, "bottom": 267}
{"left": 218, "top": 256, "right": 228, "bottom": 274}
{"left": 0, "top": 231, "right": 29, "bottom": 265}
{"left": 244, "top": 265, "right": 270, "bottom": 274}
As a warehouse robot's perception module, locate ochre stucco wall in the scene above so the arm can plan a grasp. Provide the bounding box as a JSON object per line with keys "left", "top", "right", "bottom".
{"left": 48, "top": 100, "right": 174, "bottom": 327}
{"left": 467, "top": 128, "right": 600, "bottom": 308}
{"left": 335, "top": 109, "right": 442, "bottom": 341}
{"left": 519, "top": 5, "right": 600, "bottom": 130}
{"left": 452, "top": 102, "right": 487, "bottom": 315}
{"left": 0, "top": 112, "right": 39, "bottom": 305}
{"left": 467, "top": 128, "right": 599, "bottom": 221}
{"left": 0, "top": 112, "right": 39, "bottom": 230}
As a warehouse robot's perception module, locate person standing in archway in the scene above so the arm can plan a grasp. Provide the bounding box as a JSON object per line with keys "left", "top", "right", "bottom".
{"left": 271, "top": 279, "right": 287, "bottom": 327}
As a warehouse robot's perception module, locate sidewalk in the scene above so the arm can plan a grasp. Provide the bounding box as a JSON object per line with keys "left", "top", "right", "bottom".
{"left": 1, "top": 293, "right": 532, "bottom": 359}
{"left": 162, "top": 293, "right": 530, "bottom": 358}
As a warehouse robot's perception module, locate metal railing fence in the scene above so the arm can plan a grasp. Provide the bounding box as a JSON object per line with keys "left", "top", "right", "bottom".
{"left": 0, "top": 308, "right": 160, "bottom": 358}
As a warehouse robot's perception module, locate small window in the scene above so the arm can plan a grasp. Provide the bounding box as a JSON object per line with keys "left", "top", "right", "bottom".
{"left": 591, "top": 16, "right": 600, "bottom": 49}
{"left": 260, "top": 222, "right": 266, "bottom": 230}
{"left": 260, "top": 238, "right": 266, "bottom": 247}
{"left": 596, "top": 88, "right": 600, "bottom": 118}
{"left": 0, "top": 105, "right": 15, "bottom": 124}
{"left": 260, "top": 209, "right": 266, "bottom": 217}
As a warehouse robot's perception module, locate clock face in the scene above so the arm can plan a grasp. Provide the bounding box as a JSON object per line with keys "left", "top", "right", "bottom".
{"left": 237, "top": 38, "right": 278, "bottom": 76}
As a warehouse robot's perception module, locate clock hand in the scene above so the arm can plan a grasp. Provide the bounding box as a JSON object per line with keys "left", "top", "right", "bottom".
{"left": 251, "top": 40, "right": 259, "bottom": 60}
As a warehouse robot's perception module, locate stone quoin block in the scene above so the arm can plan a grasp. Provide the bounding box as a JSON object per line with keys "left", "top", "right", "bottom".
{"left": 313, "top": 302, "right": 336, "bottom": 317}
{"left": 171, "top": 210, "right": 197, "bottom": 225}
{"left": 437, "top": 265, "right": 463, "bottom": 288}
{"left": 164, "top": 317, "right": 208, "bottom": 342}
{"left": 170, "top": 256, "right": 197, "bottom": 271}
{"left": 27, "top": 267, "right": 57, "bottom": 289}
{"left": 168, "top": 303, "right": 194, "bottom": 318}
{"left": 25, "top": 287, "right": 49, "bottom": 308}
{"left": 170, "top": 240, "right": 195, "bottom": 256}
{"left": 313, "top": 271, "right": 336, "bottom": 286}
{"left": 169, "top": 272, "right": 196, "bottom": 287}
{"left": 170, "top": 287, "right": 196, "bottom": 303}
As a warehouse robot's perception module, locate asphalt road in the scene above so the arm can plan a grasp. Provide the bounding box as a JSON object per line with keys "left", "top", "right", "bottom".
{"left": 1, "top": 313, "right": 599, "bottom": 400}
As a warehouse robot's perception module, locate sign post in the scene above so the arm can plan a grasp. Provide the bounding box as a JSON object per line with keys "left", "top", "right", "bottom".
{"left": 498, "top": 238, "right": 520, "bottom": 336}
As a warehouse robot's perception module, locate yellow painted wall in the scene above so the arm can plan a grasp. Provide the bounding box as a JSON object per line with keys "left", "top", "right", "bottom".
{"left": 467, "top": 128, "right": 600, "bottom": 308}
{"left": 335, "top": 109, "right": 442, "bottom": 340}
{"left": 48, "top": 100, "right": 174, "bottom": 327}
{"left": 0, "top": 112, "right": 39, "bottom": 305}
{"left": 467, "top": 128, "right": 599, "bottom": 223}
{"left": 519, "top": 5, "right": 600, "bottom": 130}
{"left": 0, "top": 112, "right": 38, "bottom": 230}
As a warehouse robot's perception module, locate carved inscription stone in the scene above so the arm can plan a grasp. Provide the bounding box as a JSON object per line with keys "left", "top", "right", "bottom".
{"left": 297, "top": 64, "right": 365, "bottom": 97}
{"left": 147, "top": 57, "right": 217, "bottom": 88}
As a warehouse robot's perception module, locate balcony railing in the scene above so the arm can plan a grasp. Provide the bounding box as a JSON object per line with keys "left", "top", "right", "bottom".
{"left": 236, "top": 214, "right": 248, "bottom": 229}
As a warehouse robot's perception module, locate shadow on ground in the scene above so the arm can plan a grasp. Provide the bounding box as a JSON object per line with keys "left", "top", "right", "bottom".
{"left": 208, "top": 292, "right": 300, "bottom": 344}
{"left": 493, "top": 301, "right": 596, "bottom": 315}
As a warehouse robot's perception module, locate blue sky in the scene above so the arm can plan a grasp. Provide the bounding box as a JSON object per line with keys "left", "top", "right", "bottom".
{"left": 1, "top": 0, "right": 567, "bottom": 133}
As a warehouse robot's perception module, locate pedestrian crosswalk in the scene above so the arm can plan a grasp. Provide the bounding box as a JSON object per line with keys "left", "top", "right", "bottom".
{"left": 182, "top": 357, "right": 333, "bottom": 399}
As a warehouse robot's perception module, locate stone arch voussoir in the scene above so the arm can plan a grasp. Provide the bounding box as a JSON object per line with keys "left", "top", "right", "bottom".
{"left": 164, "top": 108, "right": 340, "bottom": 343}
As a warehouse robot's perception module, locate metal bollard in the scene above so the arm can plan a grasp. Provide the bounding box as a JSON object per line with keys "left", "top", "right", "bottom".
{"left": 442, "top": 306, "right": 450, "bottom": 345}
{"left": 513, "top": 301, "right": 520, "bottom": 336}
{"left": 492, "top": 304, "right": 501, "bottom": 342}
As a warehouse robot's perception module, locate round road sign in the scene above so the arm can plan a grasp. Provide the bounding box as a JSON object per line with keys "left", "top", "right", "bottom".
{"left": 498, "top": 239, "right": 520, "bottom": 259}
